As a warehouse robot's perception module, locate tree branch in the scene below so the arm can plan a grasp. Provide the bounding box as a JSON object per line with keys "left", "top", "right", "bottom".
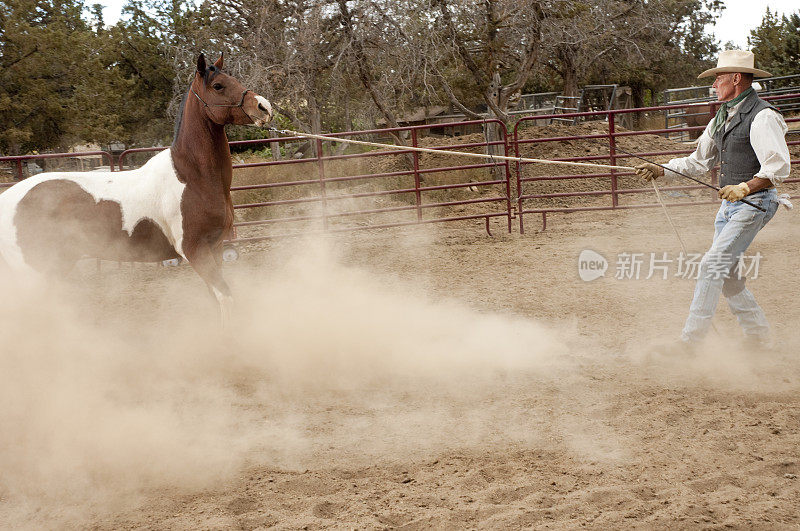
{"left": 439, "top": 73, "right": 482, "bottom": 119}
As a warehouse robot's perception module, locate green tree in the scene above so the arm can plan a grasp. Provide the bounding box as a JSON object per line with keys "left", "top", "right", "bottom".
{"left": 747, "top": 8, "right": 786, "bottom": 75}
{"left": 96, "top": 1, "right": 176, "bottom": 146}
{"left": 748, "top": 9, "right": 800, "bottom": 78}
{"left": 0, "top": 0, "right": 95, "bottom": 154}
{"left": 777, "top": 12, "right": 800, "bottom": 76}
{"left": 0, "top": 0, "right": 180, "bottom": 154}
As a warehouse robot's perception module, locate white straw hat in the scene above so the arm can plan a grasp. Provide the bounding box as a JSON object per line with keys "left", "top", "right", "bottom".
{"left": 698, "top": 49, "right": 771, "bottom": 79}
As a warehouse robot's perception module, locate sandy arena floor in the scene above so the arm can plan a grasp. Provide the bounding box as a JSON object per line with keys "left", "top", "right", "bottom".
{"left": 1, "top": 202, "right": 799, "bottom": 529}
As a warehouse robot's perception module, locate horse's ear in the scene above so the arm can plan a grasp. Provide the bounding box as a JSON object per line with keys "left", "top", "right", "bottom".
{"left": 214, "top": 52, "right": 224, "bottom": 70}
{"left": 197, "top": 53, "right": 207, "bottom": 75}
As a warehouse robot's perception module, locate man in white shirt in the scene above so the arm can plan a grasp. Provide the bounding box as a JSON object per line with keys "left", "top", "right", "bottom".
{"left": 635, "top": 50, "right": 791, "bottom": 348}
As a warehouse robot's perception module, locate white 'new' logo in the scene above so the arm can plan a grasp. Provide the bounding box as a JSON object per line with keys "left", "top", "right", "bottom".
{"left": 578, "top": 250, "right": 608, "bottom": 281}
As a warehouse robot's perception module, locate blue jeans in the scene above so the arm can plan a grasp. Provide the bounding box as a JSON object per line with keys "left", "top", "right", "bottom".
{"left": 682, "top": 189, "right": 779, "bottom": 342}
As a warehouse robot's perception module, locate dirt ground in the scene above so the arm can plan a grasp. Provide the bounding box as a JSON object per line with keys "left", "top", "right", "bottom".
{"left": 2, "top": 200, "right": 799, "bottom": 529}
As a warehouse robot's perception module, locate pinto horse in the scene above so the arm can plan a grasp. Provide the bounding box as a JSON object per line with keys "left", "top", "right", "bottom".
{"left": 0, "top": 53, "right": 272, "bottom": 326}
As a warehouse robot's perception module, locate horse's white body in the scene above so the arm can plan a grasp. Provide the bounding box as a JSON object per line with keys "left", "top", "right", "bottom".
{"left": 0, "top": 149, "right": 186, "bottom": 272}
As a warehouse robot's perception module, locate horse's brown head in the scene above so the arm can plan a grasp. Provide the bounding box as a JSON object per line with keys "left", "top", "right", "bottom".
{"left": 192, "top": 53, "right": 273, "bottom": 127}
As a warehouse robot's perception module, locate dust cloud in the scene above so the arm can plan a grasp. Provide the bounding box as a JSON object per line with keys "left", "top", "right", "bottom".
{"left": 0, "top": 236, "right": 574, "bottom": 526}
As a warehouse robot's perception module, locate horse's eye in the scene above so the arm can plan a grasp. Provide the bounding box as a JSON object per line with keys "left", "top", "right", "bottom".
{"left": 213, "top": 83, "right": 224, "bottom": 91}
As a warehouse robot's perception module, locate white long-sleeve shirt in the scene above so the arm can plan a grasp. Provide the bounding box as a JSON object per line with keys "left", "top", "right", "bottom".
{"left": 665, "top": 99, "right": 791, "bottom": 186}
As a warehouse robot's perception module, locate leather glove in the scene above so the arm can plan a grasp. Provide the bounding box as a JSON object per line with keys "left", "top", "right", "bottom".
{"left": 718, "top": 182, "right": 750, "bottom": 202}
{"left": 634, "top": 162, "right": 664, "bottom": 181}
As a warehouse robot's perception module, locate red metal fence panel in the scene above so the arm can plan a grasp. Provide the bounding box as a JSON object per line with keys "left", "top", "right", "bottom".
{"left": 513, "top": 93, "right": 800, "bottom": 232}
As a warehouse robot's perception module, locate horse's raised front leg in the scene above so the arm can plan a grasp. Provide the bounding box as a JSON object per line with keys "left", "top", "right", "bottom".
{"left": 184, "top": 239, "right": 233, "bottom": 329}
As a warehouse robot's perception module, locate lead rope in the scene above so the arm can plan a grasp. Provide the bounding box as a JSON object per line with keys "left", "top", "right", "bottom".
{"left": 266, "top": 127, "right": 633, "bottom": 172}
{"left": 267, "top": 127, "right": 702, "bottom": 255}
{"left": 269, "top": 126, "right": 694, "bottom": 254}
{"left": 267, "top": 126, "right": 634, "bottom": 224}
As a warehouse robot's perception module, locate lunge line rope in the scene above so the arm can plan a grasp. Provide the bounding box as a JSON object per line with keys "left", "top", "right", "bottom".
{"left": 267, "top": 126, "right": 694, "bottom": 254}
{"left": 266, "top": 127, "right": 633, "bottom": 172}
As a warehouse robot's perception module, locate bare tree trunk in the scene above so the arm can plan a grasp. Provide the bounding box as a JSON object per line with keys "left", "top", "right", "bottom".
{"left": 485, "top": 70, "right": 505, "bottom": 179}
{"left": 337, "top": 0, "right": 405, "bottom": 144}
{"left": 334, "top": 98, "right": 353, "bottom": 155}
{"left": 270, "top": 141, "right": 282, "bottom": 161}
{"left": 344, "top": 97, "right": 353, "bottom": 131}
{"left": 336, "top": 0, "right": 412, "bottom": 169}
{"left": 630, "top": 82, "right": 647, "bottom": 129}
{"left": 307, "top": 91, "right": 323, "bottom": 157}
{"left": 562, "top": 71, "right": 579, "bottom": 98}
{"left": 558, "top": 45, "right": 580, "bottom": 98}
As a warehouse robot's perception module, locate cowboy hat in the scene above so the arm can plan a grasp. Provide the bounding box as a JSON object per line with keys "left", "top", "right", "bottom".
{"left": 698, "top": 49, "right": 771, "bottom": 79}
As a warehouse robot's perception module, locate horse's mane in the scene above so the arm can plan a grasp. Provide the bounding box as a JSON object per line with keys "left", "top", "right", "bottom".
{"left": 172, "top": 88, "right": 190, "bottom": 146}
{"left": 173, "top": 68, "right": 219, "bottom": 145}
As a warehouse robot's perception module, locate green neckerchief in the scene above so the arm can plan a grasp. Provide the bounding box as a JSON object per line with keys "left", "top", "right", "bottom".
{"left": 709, "top": 87, "right": 754, "bottom": 137}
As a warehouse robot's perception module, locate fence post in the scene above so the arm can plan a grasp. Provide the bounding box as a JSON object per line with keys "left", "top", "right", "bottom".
{"left": 608, "top": 112, "right": 619, "bottom": 208}
{"left": 514, "top": 123, "right": 525, "bottom": 234}
{"left": 500, "top": 121, "right": 512, "bottom": 233}
{"left": 316, "top": 137, "right": 328, "bottom": 230}
{"left": 15, "top": 160, "right": 23, "bottom": 180}
{"left": 411, "top": 129, "right": 422, "bottom": 222}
